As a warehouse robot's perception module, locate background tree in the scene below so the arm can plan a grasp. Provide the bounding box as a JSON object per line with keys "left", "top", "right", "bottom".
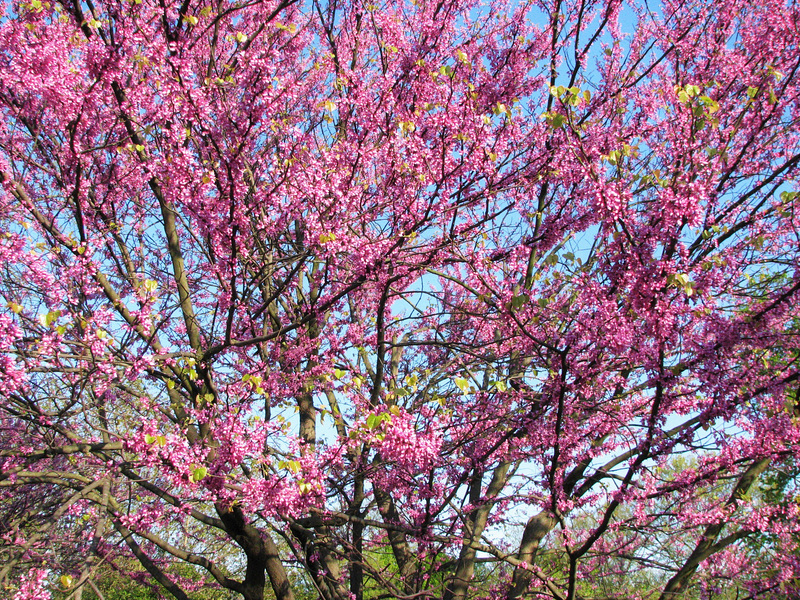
{"left": 1, "top": 0, "right": 799, "bottom": 599}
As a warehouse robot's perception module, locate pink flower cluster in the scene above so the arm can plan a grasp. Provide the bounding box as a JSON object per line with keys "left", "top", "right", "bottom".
{"left": 12, "top": 569, "right": 50, "bottom": 600}
{"left": 372, "top": 409, "right": 441, "bottom": 472}
{"left": 0, "top": 313, "right": 26, "bottom": 395}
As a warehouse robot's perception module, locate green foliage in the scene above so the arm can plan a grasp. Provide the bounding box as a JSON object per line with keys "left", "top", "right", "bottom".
{"left": 53, "top": 562, "right": 237, "bottom": 600}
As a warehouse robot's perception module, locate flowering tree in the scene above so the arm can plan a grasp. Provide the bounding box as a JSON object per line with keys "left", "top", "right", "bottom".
{"left": 1, "top": 0, "right": 800, "bottom": 598}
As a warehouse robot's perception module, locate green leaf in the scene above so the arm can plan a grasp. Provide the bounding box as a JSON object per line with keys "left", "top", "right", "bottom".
{"left": 39, "top": 310, "right": 61, "bottom": 327}
{"left": 510, "top": 294, "right": 528, "bottom": 309}
{"left": 191, "top": 466, "right": 208, "bottom": 482}
{"left": 685, "top": 84, "right": 700, "bottom": 97}
{"left": 493, "top": 102, "right": 508, "bottom": 115}
{"left": 366, "top": 414, "right": 379, "bottom": 429}
{"left": 769, "top": 89, "right": 778, "bottom": 105}
{"left": 454, "top": 377, "right": 470, "bottom": 393}
{"left": 700, "top": 95, "right": 719, "bottom": 114}
{"left": 319, "top": 232, "right": 336, "bottom": 243}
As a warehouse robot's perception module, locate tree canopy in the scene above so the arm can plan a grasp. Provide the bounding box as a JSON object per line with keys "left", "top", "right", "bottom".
{"left": 1, "top": 0, "right": 799, "bottom": 598}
